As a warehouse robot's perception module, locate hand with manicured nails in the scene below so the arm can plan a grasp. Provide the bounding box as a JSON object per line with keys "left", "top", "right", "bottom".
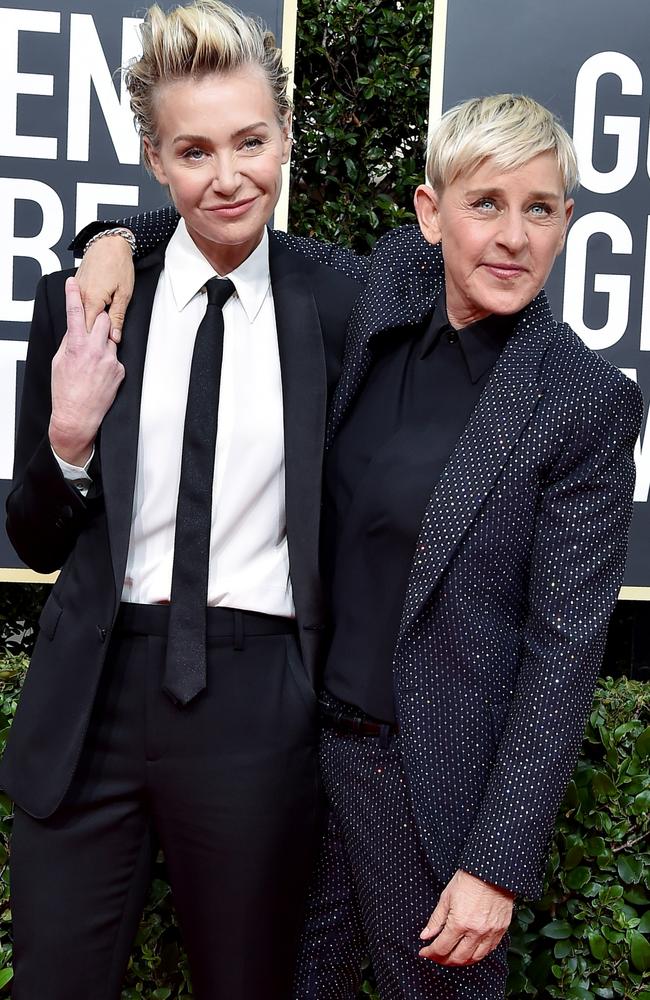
{"left": 419, "top": 869, "right": 515, "bottom": 966}
{"left": 76, "top": 233, "right": 135, "bottom": 342}
{"left": 48, "top": 276, "right": 125, "bottom": 467}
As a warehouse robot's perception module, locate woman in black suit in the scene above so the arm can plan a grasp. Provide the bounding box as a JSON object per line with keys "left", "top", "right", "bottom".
{"left": 3, "top": 3, "right": 362, "bottom": 998}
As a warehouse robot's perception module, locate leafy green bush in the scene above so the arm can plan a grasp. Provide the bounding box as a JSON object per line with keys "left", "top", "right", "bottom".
{"left": 0, "top": 653, "right": 25, "bottom": 995}
{"left": 0, "top": 584, "right": 49, "bottom": 659}
{"left": 288, "top": 0, "right": 434, "bottom": 250}
{"left": 507, "top": 677, "right": 650, "bottom": 1000}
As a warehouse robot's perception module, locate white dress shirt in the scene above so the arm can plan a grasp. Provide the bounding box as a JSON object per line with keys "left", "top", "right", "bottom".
{"left": 57, "top": 220, "right": 294, "bottom": 616}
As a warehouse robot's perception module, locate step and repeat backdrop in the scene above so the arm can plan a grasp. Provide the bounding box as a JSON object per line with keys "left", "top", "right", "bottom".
{"left": 1, "top": 0, "right": 648, "bottom": 596}
{"left": 430, "top": 0, "right": 649, "bottom": 597}
{"left": 0, "top": 0, "right": 295, "bottom": 580}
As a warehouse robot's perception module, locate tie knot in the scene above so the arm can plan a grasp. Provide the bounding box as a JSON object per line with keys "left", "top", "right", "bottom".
{"left": 205, "top": 276, "right": 235, "bottom": 309}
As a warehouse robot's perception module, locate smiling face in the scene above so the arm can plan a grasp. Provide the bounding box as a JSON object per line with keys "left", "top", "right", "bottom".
{"left": 145, "top": 65, "right": 291, "bottom": 274}
{"left": 414, "top": 151, "right": 574, "bottom": 329}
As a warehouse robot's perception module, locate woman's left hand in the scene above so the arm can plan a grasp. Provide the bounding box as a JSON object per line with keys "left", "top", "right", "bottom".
{"left": 76, "top": 233, "right": 135, "bottom": 342}
{"left": 418, "top": 869, "right": 515, "bottom": 966}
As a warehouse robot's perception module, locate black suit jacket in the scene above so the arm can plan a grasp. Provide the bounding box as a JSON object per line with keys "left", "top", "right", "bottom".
{"left": 3, "top": 230, "right": 362, "bottom": 818}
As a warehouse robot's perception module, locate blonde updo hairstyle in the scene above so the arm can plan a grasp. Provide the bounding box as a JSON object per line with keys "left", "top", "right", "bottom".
{"left": 426, "top": 94, "right": 579, "bottom": 195}
{"left": 125, "top": 0, "right": 291, "bottom": 172}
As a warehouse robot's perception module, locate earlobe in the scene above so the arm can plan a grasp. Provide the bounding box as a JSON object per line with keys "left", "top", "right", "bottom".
{"left": 414, "top": 184, "right": 442, "bottom": 245}
{"left": 145, "top": 138, "right": 167, "bottom": 185}
{"left": 558, "top": 197, "right": 575, "bottom": 252}
{"left": 281, "top": 115, "right": 293, "bottom": 164}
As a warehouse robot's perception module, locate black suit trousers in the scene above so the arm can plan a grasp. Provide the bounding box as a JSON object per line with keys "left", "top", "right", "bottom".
{"left": 10, "top": 610, "right": 320, "bottom": 1000}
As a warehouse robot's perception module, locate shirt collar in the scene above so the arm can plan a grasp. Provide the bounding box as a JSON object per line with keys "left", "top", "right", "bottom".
{"left": 164, "top": 218, "right": 271, "bottom": 322}
{"left": 420, "top": 292, "right": 516, "bottom": 383}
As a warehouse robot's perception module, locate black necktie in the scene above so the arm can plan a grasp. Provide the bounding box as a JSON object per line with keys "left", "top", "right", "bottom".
{"left": 163, "top": 276, "right": 235, "bottom": 706}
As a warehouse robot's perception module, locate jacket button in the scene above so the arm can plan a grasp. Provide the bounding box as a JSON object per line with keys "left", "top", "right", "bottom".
{"left": 97, "top": 626, "right": 108, "bottom": 643}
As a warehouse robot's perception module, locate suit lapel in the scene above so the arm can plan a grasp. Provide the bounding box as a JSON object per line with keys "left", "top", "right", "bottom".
{"left": 100, "top": 244, "right": 166, "bottom": 600}
{"left": 269, "top": 233, "right": 327, "bottom": 640}
{"left": 398, "top": 292, "right": 560, "bottom": 639}
{"left": 327, "top": 231, "right": 444, "bottom": 445}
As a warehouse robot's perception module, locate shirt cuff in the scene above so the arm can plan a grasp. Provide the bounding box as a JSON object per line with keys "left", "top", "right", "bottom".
{"left": 51, "top": 445, "right": 94, "bottom": 495}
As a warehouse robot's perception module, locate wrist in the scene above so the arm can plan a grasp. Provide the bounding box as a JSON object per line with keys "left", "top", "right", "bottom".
{"left": 83, "top": 227, "right": 136, "bottom": 256}
{"left": 49, "top": 417, "right": 94, "bottom": 468}
{"left": 459, "top": 869, "right": 516, "bottom": 899}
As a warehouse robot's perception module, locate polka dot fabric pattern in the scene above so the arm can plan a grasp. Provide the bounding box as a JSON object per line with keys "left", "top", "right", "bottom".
{"left": 325, "top": 224, "right": 644, "bottom": 900}
{"left": 294, "top": 727, "right": 510, "bottom": 1000}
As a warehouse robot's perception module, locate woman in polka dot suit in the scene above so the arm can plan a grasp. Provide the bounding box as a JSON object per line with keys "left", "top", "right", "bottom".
{"left": 76, "top": 94, "right": 642, "bottom": 1000}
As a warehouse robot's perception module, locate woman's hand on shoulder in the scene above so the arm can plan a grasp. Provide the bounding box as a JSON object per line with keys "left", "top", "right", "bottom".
{"left": 76, "top": 232, "right": 135, "bottom": 342}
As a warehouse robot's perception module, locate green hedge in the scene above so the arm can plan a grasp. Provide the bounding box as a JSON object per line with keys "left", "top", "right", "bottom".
{"left": 288, "top": 0, "right": 434, "bottom": 249}
{"left": 508, "top": 677, "right": 650, "bottom": 1000}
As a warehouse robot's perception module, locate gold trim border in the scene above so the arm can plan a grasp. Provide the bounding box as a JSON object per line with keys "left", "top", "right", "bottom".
{"left": 275, "top": 0, "right": 299, "bottom": 233}
{"left": 619, "top": 586, "right": 650, "bottom": 602}
{"left": 0, "top": 569, "right": 58, "bottom": 584}
{"left": 426, "top": 0, "right": 449, "bottom": 170}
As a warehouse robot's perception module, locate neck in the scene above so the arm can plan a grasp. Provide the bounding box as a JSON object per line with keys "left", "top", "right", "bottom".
{"left": 185, "top": 226, "right": 266, "bottom": 276}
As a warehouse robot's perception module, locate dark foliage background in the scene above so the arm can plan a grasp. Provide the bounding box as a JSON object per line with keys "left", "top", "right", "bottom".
{"left": 0, "top": 0, "right": 648, "bottom": 997}
{"left": 288, "top": 0, "right": 433, "bottom": 251}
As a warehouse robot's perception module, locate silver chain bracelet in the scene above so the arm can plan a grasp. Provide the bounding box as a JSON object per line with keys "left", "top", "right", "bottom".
{"left": 83, "top": 227, "right": 137, "bottom": 256}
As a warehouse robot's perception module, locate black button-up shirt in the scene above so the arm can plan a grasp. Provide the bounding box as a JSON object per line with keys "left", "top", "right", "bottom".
{"left": 322, "top": 294, "right": 516, "bottom": 723}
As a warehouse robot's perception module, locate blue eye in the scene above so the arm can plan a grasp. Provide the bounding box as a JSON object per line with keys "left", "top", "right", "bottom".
{"left": 182, "top": 148, "right": 205, "bottom": 161}
{"left": 241, "top": 137, "right": 264, "bottom": 151}
{"left": 475, "top": 198, "right": 495, "bottom": 210}
{"left": 530, "top": 203, "right": 550, "bottom": 216}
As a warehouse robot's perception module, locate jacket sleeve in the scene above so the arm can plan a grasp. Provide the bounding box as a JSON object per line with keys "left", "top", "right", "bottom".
{"left": 458, "top": 366, "right": 644, "bottom": 898}
{"left": 71, "top": 207, "right": 373, "bottom": 281}
{"left": 6, "top": 274, "right": 89, "bottom": 574}
{"left": 273, "top": 231, "right": 371, "bottom": 283}
{"left": 70, "top": 205, "right": 180, "bottom": 261}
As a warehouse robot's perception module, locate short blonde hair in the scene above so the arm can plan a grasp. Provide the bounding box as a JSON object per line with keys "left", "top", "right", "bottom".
{"left": 426, "top": 94, "right": 579, "bottom": 194}
{"left": 125, "top": 0, "right": 291, "bottom": 171}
